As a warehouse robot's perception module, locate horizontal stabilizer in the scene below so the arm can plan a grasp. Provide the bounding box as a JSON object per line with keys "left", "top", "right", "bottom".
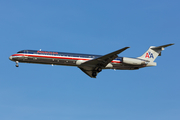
{"left": 151, "top": 43, "right": 174, "bottom": 50}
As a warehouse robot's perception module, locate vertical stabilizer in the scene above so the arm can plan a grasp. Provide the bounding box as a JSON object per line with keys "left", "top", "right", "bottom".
{"left": 138, "top": 43, "right": 174, "bottom": 62}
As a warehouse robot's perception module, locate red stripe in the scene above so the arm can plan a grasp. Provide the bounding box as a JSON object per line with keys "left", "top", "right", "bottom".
{"left": 12, "top": 54, "right": 121, "bottom": 63}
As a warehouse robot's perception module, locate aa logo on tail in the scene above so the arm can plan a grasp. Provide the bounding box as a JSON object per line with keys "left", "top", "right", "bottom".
{"left": 145, "top": 52, "right": 154, "bottom": 58}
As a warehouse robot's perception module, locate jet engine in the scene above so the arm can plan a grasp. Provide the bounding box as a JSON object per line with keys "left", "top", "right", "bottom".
{"left": 122, "top": 57, "right": 148, "bottom": 65}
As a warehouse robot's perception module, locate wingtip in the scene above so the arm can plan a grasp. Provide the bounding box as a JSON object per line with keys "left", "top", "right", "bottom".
{"left": 167, "top": 43, "right": 175, "bottom": 47}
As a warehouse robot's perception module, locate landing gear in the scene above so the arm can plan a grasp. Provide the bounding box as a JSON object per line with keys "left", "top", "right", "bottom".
{"left": 15, "top": 61, "right": 19, "bottom": 67}
{"left": 92, "top": 72, "right": 97, "bottom": 78}
{"left": 92, "top": 67, "right": 102, "bottom": 78}
{"left": 96, "top": 67, "right": 102, "bottom": 72}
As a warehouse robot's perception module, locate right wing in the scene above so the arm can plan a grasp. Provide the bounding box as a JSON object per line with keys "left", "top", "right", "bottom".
{"left": 78, "top": 47, "right": 130, "bottom": 78}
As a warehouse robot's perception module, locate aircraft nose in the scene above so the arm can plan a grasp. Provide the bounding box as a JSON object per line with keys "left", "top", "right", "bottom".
{"left": 9, "top": 56, "right": 12, "bottom": 60}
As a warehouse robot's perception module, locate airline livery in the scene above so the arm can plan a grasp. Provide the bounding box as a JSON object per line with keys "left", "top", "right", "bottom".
{"left": 9, "top": 43, "right": 174, "bottom": 78}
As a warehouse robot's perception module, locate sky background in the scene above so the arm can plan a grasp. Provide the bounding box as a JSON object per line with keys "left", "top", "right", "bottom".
{"left": 0, "top": 0, "right": 180, "bottom": 120}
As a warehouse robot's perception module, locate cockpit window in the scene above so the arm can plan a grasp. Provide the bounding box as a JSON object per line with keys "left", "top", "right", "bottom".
{"left": 17, "top": 50, "right": 29, "bottom": 53}
{"left": 17, "top": 50, "right": 24, "bottom": 53}
{"left": 17, "top": 50, "right": 37, "bottom": 54}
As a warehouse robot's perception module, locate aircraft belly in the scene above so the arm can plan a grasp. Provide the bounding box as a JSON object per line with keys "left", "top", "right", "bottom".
{"left": 12, "top": 56, "right": 142, "bottom": 69}
{"left": 112, "top": 63, "right": 141, "bottom": 70}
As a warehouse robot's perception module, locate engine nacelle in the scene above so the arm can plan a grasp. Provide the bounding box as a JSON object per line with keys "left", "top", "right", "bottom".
{"left": 122, "top": 57, "right": 148, "bottom": 65}
{"left": 76, "top": 60, "right": 86, "bottom": 65}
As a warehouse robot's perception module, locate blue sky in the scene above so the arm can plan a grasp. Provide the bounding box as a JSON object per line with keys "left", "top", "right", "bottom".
{"left": 0, "top": 0, "right": 179, "bottom": 120}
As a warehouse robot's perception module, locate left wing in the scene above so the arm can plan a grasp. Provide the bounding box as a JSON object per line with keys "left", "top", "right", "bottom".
{"left": 78, "top": 47, "right": 130, "bottom": 78}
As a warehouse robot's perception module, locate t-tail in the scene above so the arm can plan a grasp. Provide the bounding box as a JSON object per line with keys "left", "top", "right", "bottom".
{"left": 138, "top": 43, "right": 174, "bottom": 66}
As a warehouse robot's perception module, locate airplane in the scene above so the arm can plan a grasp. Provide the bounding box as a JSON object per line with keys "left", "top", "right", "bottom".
{"left": 9, "top": 43, "right": 174, "bottom": 78}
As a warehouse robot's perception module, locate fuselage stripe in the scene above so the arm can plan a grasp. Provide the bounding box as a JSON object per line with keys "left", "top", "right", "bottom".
{"left": 12, "top": 54, "right": 121, "bottom": 63}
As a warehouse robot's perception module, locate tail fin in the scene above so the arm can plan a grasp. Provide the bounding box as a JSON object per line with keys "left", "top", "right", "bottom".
{"left": 138, "top": 43, "right": 174, "bottom": 62}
